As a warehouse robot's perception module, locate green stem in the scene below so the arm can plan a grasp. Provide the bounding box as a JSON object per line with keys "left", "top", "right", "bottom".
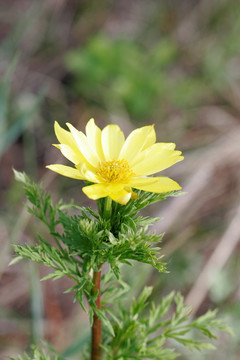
{"left": 91, "top": 268, "right": 102, "bottom": 360}
{"left": 103, "top": 196, "right": 112, "bottom": 219}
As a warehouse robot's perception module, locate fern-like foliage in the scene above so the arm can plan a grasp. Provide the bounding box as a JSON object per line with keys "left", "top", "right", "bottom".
{"left": 12, "top": 171, "right": 177, "bottom": 330}
{"left": 11, "top": 171, "right": 232, "bottom": 359}
{"left": 100, "top": 287, "right": 232, "bottom": 360}
{"left": 9, "top": 345, "right": 62, "bottom": 360}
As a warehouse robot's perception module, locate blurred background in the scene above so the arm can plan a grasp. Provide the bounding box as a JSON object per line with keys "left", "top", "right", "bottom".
{"left": 0, "top": 0, "right": 240, "bottom": 358}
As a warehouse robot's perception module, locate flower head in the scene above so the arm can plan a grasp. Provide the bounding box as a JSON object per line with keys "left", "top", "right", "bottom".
{"left": 46, "top": 119, "right": 183, "bottom": 205}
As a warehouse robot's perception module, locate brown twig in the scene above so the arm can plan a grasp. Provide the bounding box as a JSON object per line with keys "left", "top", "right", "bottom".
{"left": 91, "top": 269, "right": 102, "bottom": 360}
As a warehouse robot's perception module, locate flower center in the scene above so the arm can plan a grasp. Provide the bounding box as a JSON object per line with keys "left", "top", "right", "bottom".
{"left": 97, "top": 159, "right": 134, "bottom": 183}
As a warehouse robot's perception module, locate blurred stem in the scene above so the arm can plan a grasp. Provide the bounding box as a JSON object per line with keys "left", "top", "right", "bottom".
{"left": 23, "top": 125, "right": 44, "bottom": 343}
{"left": 23, "top": 123, "right": 38, "bottom": 179}
{"left": 91, "top": 268, "right": 102, "bottom": 360}
{"left": 30, "top": 261, "right": 44, "bottom": 343}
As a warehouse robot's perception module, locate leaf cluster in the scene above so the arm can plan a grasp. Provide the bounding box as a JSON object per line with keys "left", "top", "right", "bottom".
{"left": 100, "top": 287, "right": 232, "bottom": 360}
{"left": 96, "top": 190, "right": 183, "bottom": 276}
{"left": 13, "top": 171, "right": 178, "bottom": 276}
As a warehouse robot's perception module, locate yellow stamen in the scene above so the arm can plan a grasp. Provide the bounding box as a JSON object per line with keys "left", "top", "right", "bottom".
{"left": 97, "top": 159, "right": 135, "bottom": 183}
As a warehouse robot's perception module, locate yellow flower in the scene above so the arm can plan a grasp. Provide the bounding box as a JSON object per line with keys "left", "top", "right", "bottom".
{"left": 46, "top": 119, "right": 183, "bottom": 205}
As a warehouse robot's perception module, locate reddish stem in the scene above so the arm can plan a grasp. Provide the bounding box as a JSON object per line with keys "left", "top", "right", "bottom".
{"left": 91, "top": 269, "right": 102, "bottom": 360}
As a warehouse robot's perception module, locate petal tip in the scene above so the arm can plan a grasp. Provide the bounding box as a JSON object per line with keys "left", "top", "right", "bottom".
{"left": 54, "top": 121, "right": 62, "bottom": 132}
{"left": 66, "top": 122, "right": 74, "bottom": 130}
{"left": 171, "top": 180, "right": 182, "bottom": 191}
{"left": 52, "top": 143, "right": 61, "bottom": 149}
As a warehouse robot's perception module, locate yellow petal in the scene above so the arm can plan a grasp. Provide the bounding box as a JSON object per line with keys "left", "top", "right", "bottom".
{"left": 82, "top": 182, "right": 125, "bottom": 200}
{"left": 131, "top": 143, "right": 183, "bottom": 176}
{"left": 76, "top": 162, "right": 100, "bottom": 183}
{"left": 101, "top": 124, "right": 125, "bottom": 161}
{"left": 82, "top": 183, "right": 108, "bottom": 200}
{"left": 157, "top": 142, "right": 176, "bottom": 150}
{"left": 129, "top": 176, "right": 181, "bottom": 193}
{"left": 120, "top": 125, "right": 156, "bottom": 162}
{"left": 54, "top": 121, "right": 73, "bottom": 145}
{"left": 53, "top": 144, "right": 84, "bottom": 164}
{"left": 54, "top": 122, "right": 81, "bottom": 154}
{"left": 109, "top": 190, "right": 132, "bottom": 205}
{"left": 46, "top": 164, "right": 84, "bottom": 179}
{"left": 66, "top": 123, "right": 100, "bottom": 168}
{"left": 131, "top": 142, "right": 176, "bottom": 167}
{"left": 86, "top": 118, "right": 105, "bottom": 161}
{"left": 54, "top": 122, "right": 95, "bottom": 169}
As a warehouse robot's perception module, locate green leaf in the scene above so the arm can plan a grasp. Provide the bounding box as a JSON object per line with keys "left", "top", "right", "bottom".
{"left": 9, "top": 256, "right": 23, "bottom": 266}
{"left": 13, "top": 169, "right": 30, "bottom": 184}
